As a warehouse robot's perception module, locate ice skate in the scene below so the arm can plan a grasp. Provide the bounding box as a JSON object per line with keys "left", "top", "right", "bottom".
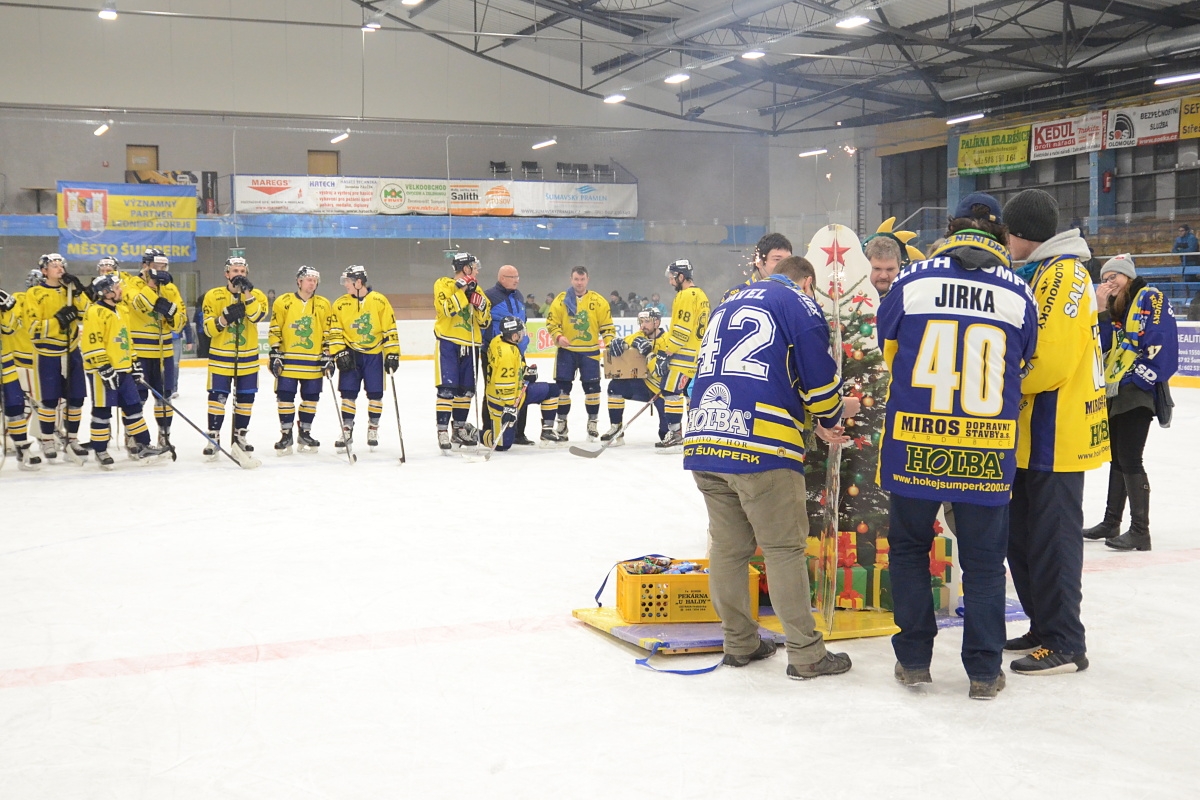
{"left": 586, "top": 418, "right": 599, "bottom": 442}
{"left": 296, "top": 428, "right": 320, "bottom": 453}
{"left": 15, "top": 443, "right": 42, "bottom": 471}
{"left": 233, "top": 429, "right": 254, "bottom": 453}
{"left": 437, "top": 428, "right": 452, "bottom": 453}
{"left": 94, "top": 448, "right": 115, "bottom": 471}
{"left": 367, "top": 424, "right": 379, "bottom": 450}
{"left": 554, "top": 417, "right": 568, "bottom": 440}
{"left": 202, "top": 430, "right": 221, "bottom": 461}
{"left": 275, "top": 429, "right": 294, "bottom": 456}
{"left": 63, "top": 437, "right": 89, "bottom": 465}
{"left": 654, "top": 427, "right": 684, "bottom": 453}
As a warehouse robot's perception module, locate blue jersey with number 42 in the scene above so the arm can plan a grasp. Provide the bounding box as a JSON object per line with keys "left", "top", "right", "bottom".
{"left": 878, "top": 245, "right": 1039, "bottom": 505}
{"left": 683, "top": 275, "right": 844, "bottom": 475}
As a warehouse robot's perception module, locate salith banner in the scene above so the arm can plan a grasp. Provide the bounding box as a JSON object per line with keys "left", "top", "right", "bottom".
{"left": 56, "top": 181, "right": 197, "bottom": 262}
{"left": 956, "top": 125, "right": 1031, "bottom": 175}
{"left": 233, "top": 176, "right": 636, "bottom": 217}
{"left": 1031, "top": 112, "right": 1106, "bottom": 160}
{"left": 1105, "top": 99, "right": 1181, "bottom": 148}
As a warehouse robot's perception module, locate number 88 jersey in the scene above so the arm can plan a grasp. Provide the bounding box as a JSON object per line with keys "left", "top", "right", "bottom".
{"left": 877, "top": 237, "right": 1039, "bottom": 506}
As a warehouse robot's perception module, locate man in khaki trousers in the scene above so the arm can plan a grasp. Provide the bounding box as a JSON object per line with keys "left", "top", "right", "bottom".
{"left": 683, "top": 256, "right": 858, "bottom": 680}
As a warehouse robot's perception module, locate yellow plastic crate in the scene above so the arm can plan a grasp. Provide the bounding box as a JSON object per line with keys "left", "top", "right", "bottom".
{"left": 615, "top": 559, "right": 760, "bottom": 624}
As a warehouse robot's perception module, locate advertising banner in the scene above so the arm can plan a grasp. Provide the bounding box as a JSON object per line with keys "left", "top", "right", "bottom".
{"left": 1105, "top": 99, "right": 1181, "bottom": 148}
{"left": 308, "top": 176, "right": 378, "bottom": 214}
{"left": 510, "top": 182, "right": 638, "bottom": 217}
{"left": 1177, "top": 322, "right": 1200, "bottom": 379}
{"left": 56, "top": 181, "right": 197, "bottom": 262}
{"left": 1181, "top": 96, "right": 1200, "bottom": 140}
{"left": 956, "top": 126, "right": 1031, "bottom": 175}
{"left": 234, "top": 176, "right": 308, "bottom": 213}
{"left": 1030, "top": 112, "right": 1106, "bottom": 160}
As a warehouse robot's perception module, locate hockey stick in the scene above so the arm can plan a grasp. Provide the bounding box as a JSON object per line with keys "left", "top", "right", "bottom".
{"left": 569, "top": 391, "right": 661, "bottom": 459}
{"left": 326, "top": 369, "right": 356, "bottom": 465}
{"left": 138, "top": 379, "right": 258, "bottom": 469}
{"left": 155, "top": 286, "right": 177, "bottom": 461}
{"left": 462, "top": 385, "right": 525, "bottom": 463}
{"left": 388, "top": 372, "right": 406, "bottom": 464}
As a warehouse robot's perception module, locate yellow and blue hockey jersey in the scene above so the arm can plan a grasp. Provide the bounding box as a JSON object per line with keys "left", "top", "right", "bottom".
{"left": 124, "top": 274, "right": 187, "bottom": 359}
{"left": 1100, "top": 281, "right": 1177, "bottom": 394}
{"left": 682, "top": 275, "right": 845, "bottom": 474}
{"left": 2, "top": 291, "right": 34, "bottom": 368}
{"left": 546, "top": 290, "right": 615, "bottom": 351}
{"left": 662, "top": 286, "right": 709, "bottom": 373}
{"left": 1018, "top": 254, "right": 1110, "bottom": 472}
{"left": 484, "top": 336, "right": 528, "bottom": 407}
{"left": 877, "top": 235, "right": 1039, "bottom": 505}
{"left": 25, "top": 282, "right": 89, "bottom": 356}
{"left": 81, "top": 300, "right": 136, "bottom": 373}
{"left": 269, "top": 292, "right": 335, "bottom": 379}
{"left": 329, "top": 291, "right": 400, "bottom": 356}
{"left": 202, "top": 286, "right": 268, "bottom": 376}
{"left": 433, "top": 276, "right": 491, "bottom": 347}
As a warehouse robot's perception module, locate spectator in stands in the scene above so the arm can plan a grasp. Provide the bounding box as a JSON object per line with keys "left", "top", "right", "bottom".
{"left": 1084, "top": 255, "right": 1178, "bottom": 552}
{"left": 1173, "top": 224, "right": 1198, "bottom": 268}
{"left": 540, "top": 292, "right": 555, "bottom": 317}
{"left": 525, "top": 294, "right": 542, "bottom": 318}
{"left": 647, "top": 293, "right": 667, "bottom": 314}
{"left": 627, "top": 291, "right": 640, "bottom": 311}
{"left": 1189, "top": 291, "right": 1200, "bottom": 322}
{"left": 267, "top": 289, "right": 277, "bottom": 308}
{"left": 609, "top": 291, "right": 630, "bottom": 317}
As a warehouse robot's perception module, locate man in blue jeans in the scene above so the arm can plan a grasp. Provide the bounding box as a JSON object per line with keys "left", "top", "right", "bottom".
{"left": 877, "top": 199, "right": 1039, "bottom": 700}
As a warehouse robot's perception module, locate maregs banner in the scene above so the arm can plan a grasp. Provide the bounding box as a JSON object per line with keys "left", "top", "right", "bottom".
{"left": 956, "top": 126, "right": 1031, "bottom": 175}
{"left": 56, "top": 181, "right": 197, "bottom": 262}
{"left": 1105, "top": 99, "right": 1181, "bottom": 148}
{"left": 1031, "top": 112, "right": 1105, "bottom": 160}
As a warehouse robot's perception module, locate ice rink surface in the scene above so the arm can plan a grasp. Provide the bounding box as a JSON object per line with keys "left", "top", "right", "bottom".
{"left": 3, "top": 361, "right": 1199, "bottom": 799}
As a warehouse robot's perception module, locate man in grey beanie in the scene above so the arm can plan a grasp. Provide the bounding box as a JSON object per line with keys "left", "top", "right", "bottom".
{"left": 1002, "top": 189, "right": 1110, "bottom": 676}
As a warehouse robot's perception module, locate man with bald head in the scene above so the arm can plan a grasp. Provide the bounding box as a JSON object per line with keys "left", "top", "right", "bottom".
{"left": 483, "top": 265, "right": 533, "bottom": 444}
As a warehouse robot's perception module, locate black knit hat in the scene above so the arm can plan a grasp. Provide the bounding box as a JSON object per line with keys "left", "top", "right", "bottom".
{"left": 1003, "top": 189, "right": 1058, "bottom": 243}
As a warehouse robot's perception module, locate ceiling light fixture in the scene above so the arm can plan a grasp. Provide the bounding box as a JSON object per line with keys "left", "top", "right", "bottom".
{"left": 401, "top": 0, "right": 424, "bottom": 6}
{"left": 362, "top": 21, "right": 380, "bottom": 30}
{"left": 1155, "top": 71, "right": 1200, "bottom": 86}
{"left": 741, "top": 50, "right": 766, "bottom": 60}
{"left": 664, "top": 73, "right": 690, "bottom": 84}
{"left": 603, "top": 94, "right": 626, "bottom": 104}
{"left": 93, "top": 120, "right": 113, "bottom": 136}
{"left": 330, "top": 129, "right": 350, "bottom": 144}
{"left": 539, "top": 246, "right": 551, "bottom": 250}
{"left": 799, "top": 148, "right": 827, "bottom": 158}
{"left": 531, "top": 137, "right": 557, "bottom": 150}
{"left": 836, "top": 16, "right": 870, "bottom": 28}
{"left": 98, "top": 1, "right": 117, "bottom": 20}
{"left": 946, "top": 112, "right": 985, "bottom": 125}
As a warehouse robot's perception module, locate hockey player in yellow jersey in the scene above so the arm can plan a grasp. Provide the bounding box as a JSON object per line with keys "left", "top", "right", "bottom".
{"left": 651, "top": 259, "right": 709, "bottom": 452}
{"left": 600, "top": 306, "right": 669, "bottom": 448}
{"left": 1, "top": 278, "right": 41, "bottom": 469}
{"left": 269, "top": 266, "right": 333, "bottom": 455}
{"left": 80, "top": 273, "right": 169, "bottom": 468}
{"left": 328, "top": 265, "right": 400, "bottom": 453}
{"left": 483, "top": 316, "right": 563, "bottom": 451}
{"left": 546, "top": 265, "right": 615, "bottom": 441}
{"left": 432, "top": 252, "right": 491, "bottom": 452}
{"left": 124, "top": 249, "right": 187, "bottom": 451}
{"left": 201, "top": 256, "right": 268, "bottom": 460}
{"left": 25, "top": 253, "right": 91, "bottom": 464}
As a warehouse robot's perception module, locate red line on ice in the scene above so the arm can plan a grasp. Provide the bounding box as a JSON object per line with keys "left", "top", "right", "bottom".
{"left": 0, "top": 614, "right": 573, "bottom": 690}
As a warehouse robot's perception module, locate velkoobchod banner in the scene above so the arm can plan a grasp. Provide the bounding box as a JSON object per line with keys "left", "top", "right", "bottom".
{"left": 56, "top": 181, "right": 197, "bottom": 262}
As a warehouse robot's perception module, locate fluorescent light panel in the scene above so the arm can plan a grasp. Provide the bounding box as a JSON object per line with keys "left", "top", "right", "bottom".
{"left": 330, "top": 130, "right": 350, "bottom": 144}
{"left": 664, "top": 73, "right": 690, "bottom": 84}
{"left": 836, "top": 16, "right": 870, "bottom": 28}
{"left": 741, "top": 51, "right": 766, "bottom": 60}
{"left": 531, "top": 138, "right": 557, "bottom": 150}
{"left": 1155, "top": 72, "right": 1200, "bottom": 86}
{"left": 93, "top": 121, "right": 111, "bottom": 136}
{"left": 946, "top": 112, "right": 985, "bottom": 125}
{"left": 603, "top": 94, "right": 626, "bottom": 104}
{"left": 98, "top": 2, "right": 117, "bottom": 20}
{"left": 799, "top": 148, "right": 827, "bottom": 157}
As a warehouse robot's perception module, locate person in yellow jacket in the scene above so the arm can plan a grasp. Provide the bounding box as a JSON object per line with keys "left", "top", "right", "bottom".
{"left": 600, "top": 306, "right": 669, "bottom": 447}
{"left": 124, "top": 249, "right": 187, "bottom": 451}
{"left": 328, "top": 265, "right": 400, "bottom": 453}
{"left": 650, "top": 259, "right": 709, "bottom": 452}
{"left": 546, "top": 265, "right": 615, "bottom": 441}
{"left": 1, "top": 280, "right": 41, "bottom": 469}
{"left": 269, "top": 266, "right": 334, "bottom": 455}
{"left": 483, "top": 316, "right": 562, "bottom": 451}
{"left": 433, "top": 252, "right": 491, "bottom": 452}
{"left": 1000, "top": 189, "right": 1109, "bottom": 677}
{"left": 80, "top": 273, "right": 169, "bottom": 468}
{"left": 201, "top": 256, "right": 268, "bottom": 459}
{"left": 25, "top": 253, "right": 91, "bottom": 464}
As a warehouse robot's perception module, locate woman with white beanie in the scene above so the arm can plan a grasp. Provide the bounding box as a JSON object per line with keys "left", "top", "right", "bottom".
{"left": 1083, "top": 255, "right": 1178, "bottom": 551}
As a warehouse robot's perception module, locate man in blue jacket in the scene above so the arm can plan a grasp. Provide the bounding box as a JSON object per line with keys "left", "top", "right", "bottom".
{"left": 1173, "top": 224, "right": 1198, "bottom": 269}
{"left": 483, "top": 265, "right": 533, "bottom": 445}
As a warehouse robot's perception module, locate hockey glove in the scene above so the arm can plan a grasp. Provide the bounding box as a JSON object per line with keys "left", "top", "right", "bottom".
{"left": 97, "top": 364, "right": 119, "bottom": 392}
{"left": 222, "top": 302, "right": 246, "bottom": 326}
{"left": 62, "top": 272, "right": 86, "bottom": 294}
{"left": 269, "top": 348, "right": 284, "bottom": 377}
{"left": 321, "top": 352, "right": 335, "bottom": 377}
{"left": 652, "top": 355, "right": 670, "bottom": 383}
{"left": 501, "top": 406, "right": 518, "bottom": 427}
{"left": 607, "top": 337, "right": 627, "bottom": 358}
{"left": 469, "top": 291, "right": 487, "bottom": 310}
{"left": 0, "top": 289, "right": 14, "bottom": 312}
{"left": 632, "top": 336, "right": 654, "bottom": 357}
{"left": 54, "top": 305, "right": 80, "bottom": 329}
{"left": 335, "top": 349, "right": 356, "bottom": 373}
{"left": 523, "top": 363, "right": 538, "bottom": 384}
{"left": 384, "top": 353, "right": 400, "bottom": 374}
{"left": 153, "top": 297, "right": 178, "bottom": 320}
{"left": 230, "top": 275, "right": 254, "bottom": 294}
{"left": 149, "top": 268, "right": 173, "bottom": 286}
{"left": 130, "top": 359, "right": 145, "bottom": 383}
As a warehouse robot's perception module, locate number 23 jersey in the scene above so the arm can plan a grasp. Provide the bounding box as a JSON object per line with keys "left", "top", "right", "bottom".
{"left": 878, "top": 245, "right": 1039, "bottom": 505}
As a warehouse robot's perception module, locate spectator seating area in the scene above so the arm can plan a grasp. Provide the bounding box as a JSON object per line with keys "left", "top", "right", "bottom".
{"left": 1091, "top": 220, "right": 1199, "bottom": 312}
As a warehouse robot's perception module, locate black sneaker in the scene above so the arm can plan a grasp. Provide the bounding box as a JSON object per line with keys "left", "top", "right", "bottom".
{"left": 786, "top": 652, "right": 852, "bottom": 679}
{"left": 969, "top": 672, "right": 1006, "bottom": 700}
{"left": 1004, "top": 632, "right": 1041, "bottom": 652}
{"left": 722, "top": 639, "right": 777, "bottom": 667}
{"left": 894, "top": 662, "right": 932, "bottom": 686}
{"left": 1010, "top": 648, "right": 1088, "bottom": 675}
{"left": 513, "top": 434, "right": 536, "bottom": 446}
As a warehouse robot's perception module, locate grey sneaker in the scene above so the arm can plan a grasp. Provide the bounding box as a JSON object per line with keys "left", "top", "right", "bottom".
{"left": 894, "top": 662, "right": 932, "bottom": 686}
{"left": 969, "top": 672, "right": 1006, "bottom": 700}
{"left": 1004, "top": 632, "right": 1040, "bottom": 652}
{"left": 786, "top": 652, "right": 852, "bottom": 679}
{"left": 722, "top": 639, "right": 777, "bottom": 667}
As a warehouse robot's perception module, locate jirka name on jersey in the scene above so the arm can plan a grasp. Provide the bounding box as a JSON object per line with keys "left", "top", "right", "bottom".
{"left": 934, "top": 282, "right": 995, "bottom": 313}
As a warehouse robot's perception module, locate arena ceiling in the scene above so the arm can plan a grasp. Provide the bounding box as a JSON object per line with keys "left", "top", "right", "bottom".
{"left": 350, "top": 0, "right": 1200, "bottom": 133}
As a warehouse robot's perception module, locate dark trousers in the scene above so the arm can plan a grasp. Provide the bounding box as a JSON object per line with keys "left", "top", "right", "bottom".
{"left": 1109, "top": 406, "right": 1152, "bottom": 473}
{"left": 889, "top": 494, "right": 1009, "bottom": 680}
{"left": 1008, "top": 468, "right": 1086, "bottom": 654}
